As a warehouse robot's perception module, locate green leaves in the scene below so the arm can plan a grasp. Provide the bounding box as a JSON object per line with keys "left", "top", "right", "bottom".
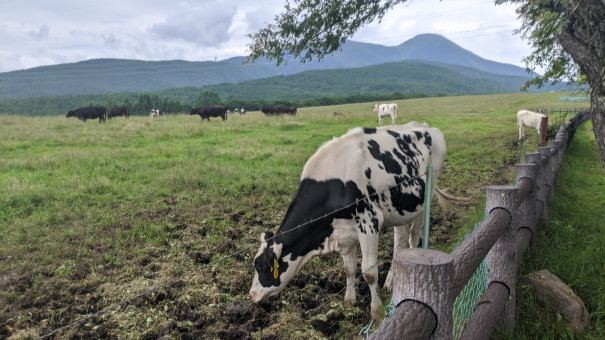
{"left": 245, "top": 0, "right": 406, "bottom": 66}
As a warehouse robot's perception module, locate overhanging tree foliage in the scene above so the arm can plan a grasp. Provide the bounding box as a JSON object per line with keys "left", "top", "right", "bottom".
{"left": 497, "top": 0, "right": 605, "bottom": 167}
{"left": 246, "top": 0, "right": 605, "bottom": 167}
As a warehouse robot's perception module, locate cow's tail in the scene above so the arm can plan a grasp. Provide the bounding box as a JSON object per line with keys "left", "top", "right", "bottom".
{"left": 434, "top": 186, "right": 470, "bottom": 215}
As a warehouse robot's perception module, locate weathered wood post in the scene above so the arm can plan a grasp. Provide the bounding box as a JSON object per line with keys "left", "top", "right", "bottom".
{"left": 525, "top": 152, "right": 548, "bottom": 226}
{"left": 515, "top": 164, "right": 538, "bottom": 250}
{"left": 389, "top": 248, "right": 455, "bottom": 339}
{"left": 484, "top": 185, "right": 517, "bottom": 335}
{"left": 540, "top": 116, "right": 549, "bottom": 146}
{"left": 538, "top": 146, "right": 555, "bottom": 200}
{"left": 547, "top": 141, "right": 562, "bottom": 184}
{"left": 556, "top": 124, "right": 567, "bottom": 159}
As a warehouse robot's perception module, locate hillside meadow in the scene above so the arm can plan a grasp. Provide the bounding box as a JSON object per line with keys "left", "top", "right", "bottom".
{"left": 0, "top": 92, "right": 600, "bottom": 339}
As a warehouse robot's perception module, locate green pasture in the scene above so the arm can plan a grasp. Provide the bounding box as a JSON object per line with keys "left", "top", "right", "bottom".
{"left": 0, "top": 92, "right": 600, "bottom": 339}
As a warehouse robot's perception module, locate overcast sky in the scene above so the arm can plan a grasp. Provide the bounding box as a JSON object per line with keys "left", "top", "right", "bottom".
{"left": 0, "top": 0, "right": 532, "bottom": 74}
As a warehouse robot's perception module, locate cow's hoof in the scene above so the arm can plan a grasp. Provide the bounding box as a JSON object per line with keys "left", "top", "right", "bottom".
{"left": 344, "top": 297, "right": 356, "bottom": 307}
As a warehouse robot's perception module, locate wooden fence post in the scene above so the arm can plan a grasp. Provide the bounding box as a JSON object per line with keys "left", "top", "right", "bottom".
{"left": 540, "top": 117, "right": 549, "bottom": 146}
{"left": 484, "top": 185, "right": 517, "bottom": 335}
{"left": 515, "top": 164, "right": 539, "bottom": 250}
{"left": 538, "top": 146, "right": 555, "bottom": 200}
{"left": 390, "top": 248, "right": 454, "bottom": 339}
{"left": 547, "top": 141, "right": 562, "bottom": 184}
{"left": 525, "top": 152, "right": 548, "bottom": 226}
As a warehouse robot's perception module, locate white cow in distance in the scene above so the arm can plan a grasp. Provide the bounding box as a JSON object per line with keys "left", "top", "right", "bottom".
{"left": 150, "top": 109, "right": 163, "bottom": 118}
{"left": 373, "top": 103, "right": 398, "bottom": 125}
{"left": 517, "top": 110, "right": 549, "bottom": 141}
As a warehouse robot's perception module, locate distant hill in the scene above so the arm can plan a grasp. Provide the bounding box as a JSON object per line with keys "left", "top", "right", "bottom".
{"left": 0, "top": 34, "right": 537, "bottom": 100}
{"left": 202, "top": 60, "right": 566, "bottom": 101}
{"left": 242, "top": 33, "right": 529, "bottom": 77}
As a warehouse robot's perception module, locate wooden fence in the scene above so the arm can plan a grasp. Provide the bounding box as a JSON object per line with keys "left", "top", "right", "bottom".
{"left": 370, "top": 110, "right": 592, "bottom": 339}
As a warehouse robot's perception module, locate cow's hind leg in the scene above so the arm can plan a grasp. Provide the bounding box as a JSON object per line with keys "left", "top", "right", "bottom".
{"left": 358, "top": 232, "right": 382, "bottom": 319}
{"left": 341, "top": 246, "right": 357, "bottom": 307}
{"left": 409, "top": 213, "right": 425, "bottom": 248}
{"left": 383, "top": 225, "right": 410, "bottom": 289}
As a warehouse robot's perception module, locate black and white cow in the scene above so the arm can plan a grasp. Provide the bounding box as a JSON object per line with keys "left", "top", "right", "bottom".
{"left": 373, "top": 103, "right": 398, "bottom": 125}
{"left": 250, "top": 122, "right": 454, "bottom": 319}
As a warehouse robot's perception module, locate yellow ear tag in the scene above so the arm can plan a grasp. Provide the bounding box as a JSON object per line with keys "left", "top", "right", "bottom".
{"left": 273, "top": 258, "right": 279, "bottom": 279}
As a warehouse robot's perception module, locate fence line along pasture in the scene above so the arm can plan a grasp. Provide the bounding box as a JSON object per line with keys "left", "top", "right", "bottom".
{"left": 369, "top": 110, "right": 591, "bottom": 339}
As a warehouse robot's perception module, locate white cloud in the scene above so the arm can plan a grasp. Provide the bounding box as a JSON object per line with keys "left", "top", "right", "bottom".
{"left": 148, "top": 1, "right": 238, "bottom": 47}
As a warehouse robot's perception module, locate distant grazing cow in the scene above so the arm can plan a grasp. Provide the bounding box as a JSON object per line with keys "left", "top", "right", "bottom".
{"left": 261, "top": 106, "right": 282, "bottom": 115}
{"left": 150, "top": 109, "right": 163, "bottom": 118}
{"left": 373, "top": 103, "right": 398, "bottom": 125}
{"left": 190, "top": 105, "right": 227, "bottom": 121}
{"left": 250, "top": 122, "right": 464, "bottom": 319}
{"left": 109, "top": 106, "right": 129, "bottom": 119}
{"left": 240, "top": 108, "right": 246, "bottom": 115}
{"left": 284, "top": 106, "right": 297, "bottom": 115}
{"left": 517, "top": 110, "right": 549, "bottom": 141}
{"left": 66, "top": 106, "right": 106, "bottom": 122}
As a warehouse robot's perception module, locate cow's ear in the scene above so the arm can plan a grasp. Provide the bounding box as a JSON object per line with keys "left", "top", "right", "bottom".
{"left": 261, "top": 231, "right": 274, "bottom": 243}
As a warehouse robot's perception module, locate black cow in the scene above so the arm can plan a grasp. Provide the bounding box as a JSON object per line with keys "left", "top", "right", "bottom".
{"left": 261, "top": 106, "right": 283, "bottom": 115}
{"left": 284, "top": 106, "right": 297, "bottom": 115}
{"left": 108, "top": 106, "right": 129, "bottom": 119}
{"left": 66, "top": 106, "right": 106, "bottom": 122}
{"left": 190, "top": 105, "right": 227, "bottom": 121}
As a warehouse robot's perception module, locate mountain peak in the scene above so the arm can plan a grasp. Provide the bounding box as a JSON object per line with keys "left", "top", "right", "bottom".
{"left": 0, "top": 33, "right": 530, "bottom": 99}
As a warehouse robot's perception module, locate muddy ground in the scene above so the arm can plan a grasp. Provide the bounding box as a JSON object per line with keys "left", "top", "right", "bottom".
{"left": 1, "top": 204, "right": 467, "bottom": 339}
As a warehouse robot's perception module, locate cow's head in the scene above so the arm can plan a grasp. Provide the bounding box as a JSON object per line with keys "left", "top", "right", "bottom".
{"left": 249, "top": 231, "right": 302, "bottom": 303}
{"left": 66, "top": 110, "right": 75, "bottom": 118}
{"left": 189, "top": 108, "right": 196, "bottom": 115}
{"left": 372, "top": 104, "right": 379, "bottom": 112}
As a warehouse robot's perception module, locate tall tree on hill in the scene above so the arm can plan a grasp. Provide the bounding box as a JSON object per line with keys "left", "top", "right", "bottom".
{"left": 195, "top": 91, "right": 222, "bottom": 108}
{"left": 246, "top": 0, "right": 605, "bottom": 167}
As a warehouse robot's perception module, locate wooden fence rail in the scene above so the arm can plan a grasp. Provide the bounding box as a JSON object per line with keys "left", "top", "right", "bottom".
{"left": 370, "top": 110, "right": 591, "bottom": 339}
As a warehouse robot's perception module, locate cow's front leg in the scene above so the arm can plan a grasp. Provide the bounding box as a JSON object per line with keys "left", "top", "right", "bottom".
{"left": 358, "top": 233, "right": 382, "bottom": 319}
{"left": 341, "top": 246, "right": 357, "bottom": 307}
{"left": 384, "top": 225, "right": 410, "bottom": 290}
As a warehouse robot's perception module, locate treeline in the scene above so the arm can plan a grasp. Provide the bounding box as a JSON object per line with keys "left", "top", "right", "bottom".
{"left": 0, "top": 90, "right": 447, "bottom": 116}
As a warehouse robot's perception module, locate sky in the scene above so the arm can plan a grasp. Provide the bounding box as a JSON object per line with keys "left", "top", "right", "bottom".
{"left": 0, "top": 0, "right": 532, "bottom": 74}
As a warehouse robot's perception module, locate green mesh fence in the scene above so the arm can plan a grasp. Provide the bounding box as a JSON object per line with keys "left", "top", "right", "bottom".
{"left": 559, "top": 96, "right": 589, "bottom": 102}
{"left": 452, "top": 209, "right": 488, "bottom": 338}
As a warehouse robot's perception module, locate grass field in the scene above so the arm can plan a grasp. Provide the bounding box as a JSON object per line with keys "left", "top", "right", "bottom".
{"left": 0, "top": 92, "right": 601, "bottom": 339}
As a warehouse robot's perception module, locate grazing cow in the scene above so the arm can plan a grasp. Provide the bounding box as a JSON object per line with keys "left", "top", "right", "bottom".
{"left": 373, "top": 103, "right": 398, "bottom": 125}
{"left": 240, "top": 108, "right": 246, "bottom": 115}
{"left": 250, "top": 122, "right": 459, "bottom": 319}
{"left": 261, "top": 106, "right": 283, "bottom": 115}
{"left": 284, "top": 106, "right": 297, "bottom": 115}
{"left": 517, "top": 110, "right": 549, "bottom": 141}
{"left": 66, "top": 106, "right": 106, "bottom": 122}
{"left": 190, "top": 105, "right": 227, "bottom": 121}
{"left": 150, "top": 109, "right": 163, "bottom": 118}
{"left": 108, "top": 106, "right": 129, "bottom": 119}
